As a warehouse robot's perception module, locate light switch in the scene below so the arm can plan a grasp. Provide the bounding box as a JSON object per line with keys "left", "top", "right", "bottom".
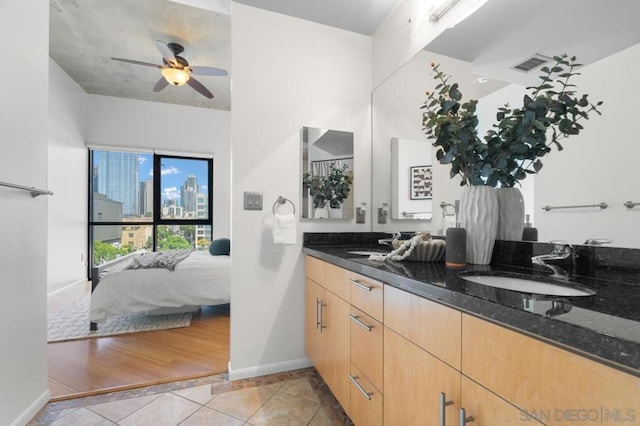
{"left": 244, "top": 191, "right": 263, "bottom": 210}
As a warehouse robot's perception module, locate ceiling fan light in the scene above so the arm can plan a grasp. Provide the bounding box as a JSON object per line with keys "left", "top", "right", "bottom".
{"left": 161, "top": 68, "right": 190, "bottom": 86}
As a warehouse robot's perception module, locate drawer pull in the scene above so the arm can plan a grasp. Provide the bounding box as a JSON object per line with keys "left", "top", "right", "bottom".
{"left": 439, "top": 392, "right": 454, "bottom": 426}
{"left": 348, "top": 374, "right": 373, "bottom": 400}
{"left": 349, "top": 314, "right": 373, "bottom": 331}
{"left": 315, "top": 297, "right": 320, "bottom": 330}
{"left": 349, "top": 278, "right": 373, "bottom": 292}
{"left": 459, "top": 408, "right": 474, "bottom": 425}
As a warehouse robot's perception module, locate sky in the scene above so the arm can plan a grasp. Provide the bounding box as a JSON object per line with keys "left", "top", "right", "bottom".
{"left": 138, "top": 155, "right": 210, "bottom": 203}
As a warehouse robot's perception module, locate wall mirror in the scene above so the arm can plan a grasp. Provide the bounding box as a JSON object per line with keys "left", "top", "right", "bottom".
{"left": 301, "top": 126, "right": 354, "bottom": 220}
{"left": 371, "top": 0, "right": 640, "bottom": 248}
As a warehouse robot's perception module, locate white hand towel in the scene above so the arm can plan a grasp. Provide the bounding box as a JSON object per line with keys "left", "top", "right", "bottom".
{"left": 273, "top": 212, "right": 297, "bottom": 244}
{"left": 413, "top": 213, "right": 432, "bottom": 220}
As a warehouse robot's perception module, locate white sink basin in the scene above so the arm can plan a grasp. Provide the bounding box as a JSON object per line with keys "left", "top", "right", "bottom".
{"left": 461, "top": 275, "right": 596, "bottom": 297}
{"left": 346, "top": 250, "right": 389, "bottom": 256}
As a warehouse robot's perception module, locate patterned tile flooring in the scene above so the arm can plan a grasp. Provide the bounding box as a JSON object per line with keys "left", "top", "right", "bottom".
{"left": 30, "top": 368, "right": 353, "bottom": 425}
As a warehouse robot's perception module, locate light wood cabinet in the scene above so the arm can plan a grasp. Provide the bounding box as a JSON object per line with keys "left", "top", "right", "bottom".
{"left": 349, "top": 272, "right": 383, "bottom": 322}
{"left": 306, "top": 256, "right": 639, "bottom": 426}
{"left": 349, "top": 364, "right": 383, "bottom": 426}
{"left": 305, "top": 267, "right": 350, "bottom": 415}
{"left": 350, "top": 306, "right": 383, "bottom": 392}
{"left": 461, "top": 314, "right": 640, "bottom": 426}
{"left": 384, "top": 327, "right": 460, "bottom": 426}
{"left": 384, "top": 284, "right": 461, "bottom": 369}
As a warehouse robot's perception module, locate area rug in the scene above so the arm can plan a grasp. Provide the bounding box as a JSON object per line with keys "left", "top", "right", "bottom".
{"left": 48, "top": 295, "right": 193, "bottom": 342}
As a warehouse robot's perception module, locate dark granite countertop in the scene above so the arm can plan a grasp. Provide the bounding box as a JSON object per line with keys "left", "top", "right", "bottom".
{"left": 303, "top": 235, "right": 640, "bottom": 377}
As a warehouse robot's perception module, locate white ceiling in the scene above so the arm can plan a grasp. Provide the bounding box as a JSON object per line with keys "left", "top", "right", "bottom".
{"left": 233, "top": 0, "right": 400, "bottom": 36}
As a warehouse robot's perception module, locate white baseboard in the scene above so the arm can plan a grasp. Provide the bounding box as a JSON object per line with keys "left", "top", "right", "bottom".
{"left": 48, "top": 278, "right": 87, "bottom": 298}
{"left": 227, "top": 357, "right": 313, "bottom": 381}
{"left": 12, "top": 389, "right": 50, "bottom": 426}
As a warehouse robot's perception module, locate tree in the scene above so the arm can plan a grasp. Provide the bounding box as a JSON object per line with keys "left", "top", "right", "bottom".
{"left": 93, "top": 240, "right": 127, "bottom": 265}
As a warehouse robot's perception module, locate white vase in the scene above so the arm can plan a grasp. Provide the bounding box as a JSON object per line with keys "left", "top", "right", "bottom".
{"left": 328, "top": 206, "right": 343, "bottom": 219}
{"left": 460, "top": 185, "right": 499, "bottom": 265}
{"left": 496, "top": 187, "right": 525, "bottom": 241}
{"left": 314, "top": 206, "right": 328, "bottom": 219}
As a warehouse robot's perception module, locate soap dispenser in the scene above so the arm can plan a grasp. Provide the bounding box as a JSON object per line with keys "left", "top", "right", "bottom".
{"left": 445, "top": 201, "right": 466, "bottom": 268}
{"left": 522, "top": 214, "right": 538, "bottom": 242}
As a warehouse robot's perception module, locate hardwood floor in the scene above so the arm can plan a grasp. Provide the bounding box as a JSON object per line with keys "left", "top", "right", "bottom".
{"left": 48, "top": 304, "right": 230, "bottom": 401}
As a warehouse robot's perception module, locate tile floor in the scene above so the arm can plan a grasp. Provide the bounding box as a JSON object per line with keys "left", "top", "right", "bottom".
{"left": 30, "top": 368, "right": 353, "bottom": 425}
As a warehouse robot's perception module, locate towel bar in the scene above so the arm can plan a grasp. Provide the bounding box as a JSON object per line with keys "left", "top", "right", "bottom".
{"left": 542, "top": 202, "right": 607, "bottom": 211}
{"left": 0, "top": 181, "right": 53, "bottom": 197}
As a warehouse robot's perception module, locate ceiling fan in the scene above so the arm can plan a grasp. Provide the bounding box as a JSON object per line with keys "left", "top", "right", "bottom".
{"left": 111, "top": 40, "right": 228, "bottom": 99}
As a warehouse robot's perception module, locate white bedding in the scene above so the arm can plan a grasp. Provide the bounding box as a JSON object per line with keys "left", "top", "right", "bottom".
{"left": 90, "top": 251, "right": 231, "bottom": 322}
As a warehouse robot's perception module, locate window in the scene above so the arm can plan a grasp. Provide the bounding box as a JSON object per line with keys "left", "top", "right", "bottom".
{"left": 89, "top": 149, "right": 213, "bottom": 267}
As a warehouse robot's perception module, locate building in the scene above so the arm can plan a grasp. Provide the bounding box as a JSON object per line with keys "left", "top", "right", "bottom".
{"left": 96, "top": 151, "right": 140, "bottom": 217}
{"left": 139, "top": 179, "right": 153, "bottom": 217}
{"left": 180, "top": 174, "right": 198, "bottom": 214}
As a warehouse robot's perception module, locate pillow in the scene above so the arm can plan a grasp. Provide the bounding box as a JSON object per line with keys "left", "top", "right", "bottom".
{"left": 209, "top": 238, "right": 230, "bottom": 256}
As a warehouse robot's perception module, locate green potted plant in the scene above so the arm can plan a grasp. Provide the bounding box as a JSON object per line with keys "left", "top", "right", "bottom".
{"left": 325, "top": 164, "right": 353, "bottom": 218}
{"left": 421, "top": 55, "right": 602, "bottom": 263}
{"left": 302, "top": 172, "right": 328, "bottom": 218}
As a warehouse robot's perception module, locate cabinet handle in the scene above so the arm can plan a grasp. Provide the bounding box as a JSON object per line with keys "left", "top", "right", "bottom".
{"left": 319, "top": 300, "right": 326, "bottom": 333}
{"left": 459, "top": 408, "right": 474, "bottom": 425}
{"left": 349, "top": 314, "right": 373, "bottom": 331}
{"left": 349, "top": 278, "right": 373, "bottom": 292}
{"left": 315, "top": 297, "right": 320, "bottom": 330}
{"left": 348, "top": 374, "right": 373, "bottom": 400}
{"left": 439, "top": 392, "right": 454, "bottom": 426}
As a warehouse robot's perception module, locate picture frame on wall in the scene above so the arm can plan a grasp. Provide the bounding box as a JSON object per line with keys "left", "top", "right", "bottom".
{"left": 410, "top": 165, "right": 432, "bottom": 200}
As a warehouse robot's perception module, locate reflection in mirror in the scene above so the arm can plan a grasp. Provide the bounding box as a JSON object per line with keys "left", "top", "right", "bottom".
{"left": 372, "top": 50, "right": 506, "bottom": 233}
{"left": 391, "top": 138, "right": 432, "bottom": 220}
{"left": 301, "top": 126, "right": 354, "bottom": 220}
{"left": 371, "top": 0, "right": 640, "bottom": 248}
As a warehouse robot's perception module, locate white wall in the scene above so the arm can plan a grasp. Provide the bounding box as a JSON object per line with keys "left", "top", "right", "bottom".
{"left": 230, "top": 3, "right": 372, "bottom": 379}
{"left": 0, "top": 0, "right": 50, "bottom": 424}
{"left": 86, "top": 95, "right": 232, "bottom": 240}
{"left": 534, "top": 43, "right": 640, "bottom": 248}
{"left": 48, "top": 59, "right": 89, "bottom": 294}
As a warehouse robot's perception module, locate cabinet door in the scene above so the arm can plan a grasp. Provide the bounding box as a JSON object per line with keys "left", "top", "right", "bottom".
{"left": 462, "top": 314, "right": 640, "bottom": 426}
{"left": 305, "top": 278, "right": 324, "bottom": 373}
{"left": 461, "top": 376, "right": 543, "bottom": 425}
{"left": 323, "top": 290, "right": 351, "bottom": 415}
{"left": 350, "top": 364, "right": 383, "bottom": 426}
{"left": 384, "top": 327, "right": 460, "bottom": 426}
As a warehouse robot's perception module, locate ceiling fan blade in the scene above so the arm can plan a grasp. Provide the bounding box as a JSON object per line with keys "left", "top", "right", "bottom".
{"left": 187, "top": 76, "right": 214, "bottom": 99}
{"left": 189, "top": 66, "right": 228, "bottom": 77}
{"left": 153, "top": 77, "right": 169, "bottom": 92}
{"left": 156, "top": 40, "right": 178, "bottom": 67}
{"left": 111, "top": 57, "right": 162, "bottom": 68}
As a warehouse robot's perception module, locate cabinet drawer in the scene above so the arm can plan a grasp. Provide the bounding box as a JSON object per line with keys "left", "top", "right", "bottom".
{"left": 349, "top": 272, "right": 383, "bottom": 321}
{"left": 349, "top": 364, "right": 382, "bottom": 426}
{"left": 350, "top": 306, "right": 383, "bottom": 392}
{"left": 462, "top": 314, "right": 640, "bottom": 426}
{"left": 324, "top": 262, "right": 351, "bottom": 302}
{"left": 384, "top": 285, "right": 461, "bottom": 369}
{"left": 305, "top": 255, "right": 324, "bottom": 284}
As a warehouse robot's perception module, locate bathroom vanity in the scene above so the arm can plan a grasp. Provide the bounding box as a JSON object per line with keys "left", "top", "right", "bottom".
{"left": 303, "top": 234, "right": 640, "bottom": 425}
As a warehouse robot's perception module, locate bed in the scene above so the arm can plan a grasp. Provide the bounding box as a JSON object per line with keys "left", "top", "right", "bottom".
{"left": 89, "top": 250, "right": 230, "bottom": 329}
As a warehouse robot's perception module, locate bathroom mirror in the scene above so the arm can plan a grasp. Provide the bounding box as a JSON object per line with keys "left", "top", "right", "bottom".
{"left": 371, "top": 0, "right": 640, "bottom": 248}
{"left": 301, "top": 126, "right": 354, "bottom": 220}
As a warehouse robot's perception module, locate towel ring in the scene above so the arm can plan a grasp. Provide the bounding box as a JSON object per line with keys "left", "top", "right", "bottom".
{"left": 273, "top": 196, "right": 296, "bottom": 214}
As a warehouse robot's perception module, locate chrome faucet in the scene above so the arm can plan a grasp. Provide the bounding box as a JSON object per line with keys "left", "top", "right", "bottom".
{"left": 378, "top": 231, "right": 401, "bottom": 247}
{"left": 531, "top": 240, "right": 575, "bottom": 280}
{"left": 583, "top": 238, "right": 612, "bottom": 246}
